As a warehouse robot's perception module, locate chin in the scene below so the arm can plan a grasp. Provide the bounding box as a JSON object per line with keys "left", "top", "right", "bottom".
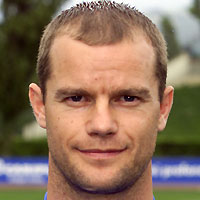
{"left": 65, "top": 163, "right": 147, "bottom": 195}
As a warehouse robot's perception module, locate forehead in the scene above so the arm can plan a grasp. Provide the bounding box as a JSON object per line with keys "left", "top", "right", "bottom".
{"left": 48, "top": 35, "right": 156, "bottom": 94}
{"left": 50, "top": 34, "right": 155, "bottom": 70}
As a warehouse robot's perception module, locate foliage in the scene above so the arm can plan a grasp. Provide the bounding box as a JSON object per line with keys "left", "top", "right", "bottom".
{"left": 158, "top": 85, "right": 200, "bottom": 142}
{"left": 190, "top": 0, "right": 200, "bottom": 21}
{"left": 0, "top": 0, "right": 66, "bottom": 136}
{"left": 155, "top": 85, "right": 200, "bottom": 156}
{"left": 161, "top": 16, "right": 181, "bottom": 60}
{"left": 188, "top": 0, "right": 200, "bottom": 58}
{"left": 0, "top": 136, "right": 48, "bottom": 156}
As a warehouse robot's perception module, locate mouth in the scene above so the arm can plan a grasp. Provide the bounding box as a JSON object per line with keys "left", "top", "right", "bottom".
{"left": 76, "top": 148, "right": 127, "bottom": 159}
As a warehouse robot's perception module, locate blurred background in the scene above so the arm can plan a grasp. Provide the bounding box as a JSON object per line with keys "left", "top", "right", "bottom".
{"left": 0, "top": 0, "right": 200, "bottom": 199}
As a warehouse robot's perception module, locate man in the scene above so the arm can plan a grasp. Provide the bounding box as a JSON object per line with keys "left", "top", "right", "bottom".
{"left": 29, "top": 1, "right": 174, "bottom": 200}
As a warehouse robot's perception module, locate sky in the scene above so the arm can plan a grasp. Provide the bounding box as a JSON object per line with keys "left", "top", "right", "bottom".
{"left": 0, "top": 0, "right": 193, "bottom": 22}
{"left": 63, "top": 0, "right": 193, "bottom": 12}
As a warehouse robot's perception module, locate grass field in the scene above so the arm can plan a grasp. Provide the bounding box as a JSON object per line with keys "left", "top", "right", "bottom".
{"left": 0, "top": 188, "right": 200, "bottom": 200}
{"left": 154, "top": 189, "right": 200, "bottom": 200}
{"left": 0, "top": 188, "right": 46, "bottom": 200}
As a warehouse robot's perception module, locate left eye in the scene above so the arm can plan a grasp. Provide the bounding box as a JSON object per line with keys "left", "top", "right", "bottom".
{"left": 123, "top": 96, "right": 137, "bottom": 102}
{"left": 69, "top": 96, "right": 83, "bottom": 102}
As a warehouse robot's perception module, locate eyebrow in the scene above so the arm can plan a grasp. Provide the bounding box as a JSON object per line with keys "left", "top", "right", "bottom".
{"left": 54, "top": 87, "right": 152, "bottom": 100}
{"left": 54, "top": 88, "right": 91, "bottom": 100}
{"left": 111, "top": 88, "right": 151, "bottom": 100}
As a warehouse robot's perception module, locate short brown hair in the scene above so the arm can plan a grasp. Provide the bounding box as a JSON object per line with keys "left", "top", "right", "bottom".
{"left": 37, "top": 1, "right": 167, "bottom": 101}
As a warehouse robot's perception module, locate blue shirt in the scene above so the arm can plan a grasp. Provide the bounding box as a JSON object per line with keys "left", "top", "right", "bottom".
{"left": 44, "top": 192, "right": 155, "bottom": 200}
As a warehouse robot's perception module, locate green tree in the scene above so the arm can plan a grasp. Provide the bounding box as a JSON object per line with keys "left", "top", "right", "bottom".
{"left": 189, "top": 0, "right": 200, "bottom": 58}
{"left": 0, "top": 0, "right": 66, "bottom": 135}
{"left": 190, "top": 0, "right": 200, "bottom": 21}
{"left": 161, "top": 16, "right": 181, "bottom": 60}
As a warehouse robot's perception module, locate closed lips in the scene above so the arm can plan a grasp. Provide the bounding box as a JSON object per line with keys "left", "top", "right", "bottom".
{"left": 77, "top": 148, "right": 127, "bottom": 153}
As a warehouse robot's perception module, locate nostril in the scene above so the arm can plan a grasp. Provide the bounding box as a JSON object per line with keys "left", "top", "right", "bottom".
{"left": 107, "top": 132, "right": 114, "bottom": 136}
{"left": 88, "top": 130, "right": 115, "bottom": 137}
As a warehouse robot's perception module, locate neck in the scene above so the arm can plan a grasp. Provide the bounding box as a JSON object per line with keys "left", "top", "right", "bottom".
{"left": 47, "top": 156, "right": 153, "bottom": 200}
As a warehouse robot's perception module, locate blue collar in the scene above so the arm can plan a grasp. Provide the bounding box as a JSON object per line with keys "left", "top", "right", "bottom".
{"left": 44, "top": 192, "right": 47, "bottom": 200}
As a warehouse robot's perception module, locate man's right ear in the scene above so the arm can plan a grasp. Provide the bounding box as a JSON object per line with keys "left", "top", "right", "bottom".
{"left": 29, "top": 83, "right": 46, "bottom": 129}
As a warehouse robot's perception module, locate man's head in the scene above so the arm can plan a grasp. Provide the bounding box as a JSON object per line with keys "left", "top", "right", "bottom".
{"left": 37, "top": 1, "right": 167, "bottom": 102}
{"left": 29, "top": 1, "right": 173, "bottom": 199}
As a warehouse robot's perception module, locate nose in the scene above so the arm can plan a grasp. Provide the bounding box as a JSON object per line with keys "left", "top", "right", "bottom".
{"left": 86, "top": 101, "right": 118, "bottom": 137}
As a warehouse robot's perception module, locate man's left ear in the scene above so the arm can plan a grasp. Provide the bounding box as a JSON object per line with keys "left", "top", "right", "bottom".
{"left": 158, "top": 86, "right": 174, "bottom": 132}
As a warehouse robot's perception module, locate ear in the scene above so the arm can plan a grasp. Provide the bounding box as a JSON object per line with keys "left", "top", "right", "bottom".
{"left": 158, "top": 86, "right": 174, "bottom": 132}
{"left": 29, "top": 83, "right": 46, "bottom": 129}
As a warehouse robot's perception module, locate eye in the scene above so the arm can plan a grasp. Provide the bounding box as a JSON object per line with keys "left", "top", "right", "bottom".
{"left": 69, "top": 96, "right": 83, "bottom": 102}
{"left": 114, "top": 95, "right": 141, "bottom": 107}
{"left": 63, "top": 95, "right": 91, "bottom": 107}
{"left": 123, "top": 95, "right": 137, "bottom": 102}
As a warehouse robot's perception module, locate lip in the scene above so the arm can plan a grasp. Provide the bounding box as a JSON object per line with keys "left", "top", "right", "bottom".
{"left": 76, "top": 148, "right": 127, "bottom": 159}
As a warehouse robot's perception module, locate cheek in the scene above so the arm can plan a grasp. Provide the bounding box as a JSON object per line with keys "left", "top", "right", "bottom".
{"left": 45, "top": 109, "right": 87, "bottom": 150}
{"left": 136, "top": 115, "right": 158, "bottom": 157}
{"left": 121, "top": 110, "right": 159, "bottom": 150}
{"left": 46, "top": 113, "right": 73, "bottom": 147}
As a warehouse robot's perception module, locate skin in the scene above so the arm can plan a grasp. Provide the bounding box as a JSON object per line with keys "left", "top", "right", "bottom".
{"left": 29, "top": 34, "right": 173, "bottom": 200}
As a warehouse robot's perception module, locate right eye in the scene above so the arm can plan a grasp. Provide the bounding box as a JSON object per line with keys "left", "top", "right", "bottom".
{"left": 63, "top": 95, "right": 91, "bottom": 107}
{"left": 68, "top": 96, "right": 83, "bottom": 102}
